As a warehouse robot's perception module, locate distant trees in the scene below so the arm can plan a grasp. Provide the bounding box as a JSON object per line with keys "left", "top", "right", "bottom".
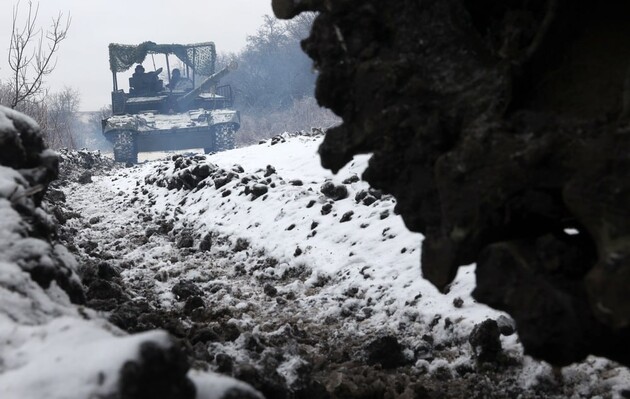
{"left": 0, "top": 85, "right": 81, "bottom": 148}
{"left": 226, "top": 14, "right": 316, "bottom": 110}
{"left": 44, "top": 87, "right": 80, "bottom": 148}
{"left": 220, "top": 13, "right": 339, "bottom": 142}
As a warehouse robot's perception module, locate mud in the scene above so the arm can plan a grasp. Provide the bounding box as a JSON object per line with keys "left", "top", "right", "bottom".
{"left": 52, "top": 145, "right": 626, "bottom": 399}
{"left": 0, "top": 107, "right": 220, "bottom": 399}
{"left": 0, "top": 106, "right": 85, "bottom": 304}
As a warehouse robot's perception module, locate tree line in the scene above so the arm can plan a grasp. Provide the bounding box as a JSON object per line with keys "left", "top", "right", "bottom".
{"left": 219, "top": 13, "right": 339, "bottom": 144}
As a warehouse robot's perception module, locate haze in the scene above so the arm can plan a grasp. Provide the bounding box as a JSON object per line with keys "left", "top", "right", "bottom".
{"left": 0, "top": 0, "right": 273, "bottom": 111}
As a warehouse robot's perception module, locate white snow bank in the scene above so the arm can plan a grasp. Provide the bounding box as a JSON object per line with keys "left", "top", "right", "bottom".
{"left": 0, "top": 314, "right": 167, "bottom": 399}
{"left": 141, "top": 134, "right": 502, "bottom": 335}
{"left": 0, "top": 105, "right": 39, "bottom": 132}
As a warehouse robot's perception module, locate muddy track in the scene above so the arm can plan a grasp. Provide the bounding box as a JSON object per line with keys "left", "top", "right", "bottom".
{"left": 45, "top": 148, "right": 628, "bottom": 399}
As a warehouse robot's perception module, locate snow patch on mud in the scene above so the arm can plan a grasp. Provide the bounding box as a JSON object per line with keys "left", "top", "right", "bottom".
{"left": 57, "top": 132, "right": 630, "bottom": 398}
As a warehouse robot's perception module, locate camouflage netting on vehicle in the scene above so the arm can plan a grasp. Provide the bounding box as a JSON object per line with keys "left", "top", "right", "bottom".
{"left": 109, "top": 41, "right": 216, "bottom": 76}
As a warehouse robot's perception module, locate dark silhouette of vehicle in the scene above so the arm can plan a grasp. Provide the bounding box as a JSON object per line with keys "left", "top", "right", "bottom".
{"left": 103, "top": 41, "right": 240, "bottom": 163}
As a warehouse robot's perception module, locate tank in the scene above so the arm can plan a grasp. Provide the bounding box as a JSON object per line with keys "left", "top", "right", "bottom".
{"left": 102, "top": 42, "right": 240, "bottom": 163}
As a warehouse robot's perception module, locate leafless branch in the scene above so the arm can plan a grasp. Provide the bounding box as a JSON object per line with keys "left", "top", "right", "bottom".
{"left": 7, "top": 0, "right": 71, "bottom": 108}
{"left": 519, "top": 0, "right": 558, "bottom": 64}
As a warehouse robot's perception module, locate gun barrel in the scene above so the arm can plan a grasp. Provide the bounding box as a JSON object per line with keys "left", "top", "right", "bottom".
{"left": 176, "top": 62, "right": 238, "bottom": 108}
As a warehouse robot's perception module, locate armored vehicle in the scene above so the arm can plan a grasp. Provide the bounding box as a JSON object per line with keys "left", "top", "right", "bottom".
{"left": 103, "top": 41, "right": 240, "bottom": 163}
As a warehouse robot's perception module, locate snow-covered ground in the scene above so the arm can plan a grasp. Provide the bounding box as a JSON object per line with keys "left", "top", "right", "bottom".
{"left": 51, "top": 132, "right": 630, "bottom": 398}
{"left": 0, "top": 105, "right": 262, "bottom": 399}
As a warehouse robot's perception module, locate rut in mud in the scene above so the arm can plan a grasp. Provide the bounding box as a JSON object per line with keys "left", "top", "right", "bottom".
{"left": 49, "top": 138, "right": 630, "bottom": 399}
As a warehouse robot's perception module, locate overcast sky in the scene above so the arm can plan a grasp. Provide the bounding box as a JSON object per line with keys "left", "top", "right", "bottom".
{"left": 0, "top": 0, "right": 273, "bottom": 111}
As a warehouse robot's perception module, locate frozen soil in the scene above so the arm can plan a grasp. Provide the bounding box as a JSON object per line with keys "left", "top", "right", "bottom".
{"left": 54, "top": 134, "right": 630, "bottom": 399}
{"left": 0, "top": 107, "right": 261, "bottom": 399}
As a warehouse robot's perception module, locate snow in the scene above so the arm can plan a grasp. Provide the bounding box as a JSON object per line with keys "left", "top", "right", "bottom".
{"left": 0, "top": 317, "right": 168, "bottom": 399}
{"left": 0, "top": 215, "right": 261, "bottom": 399}
{"left": 104, "top": 108, "right": 239, "bottom": 133}
{"left": 0, "top": 106, "right": 262, "bottom": 398}
{"left": 199, "top": 93, "right": 226, "bottom": 99}
{"left": 0, "top": 166, "right": 27, "bottom": 198}
{"left": 277, "top": 355, "right": 307, "bottom": 386}
{"left": 0, "top": 105, "right": 39, "bottom": 132}
{"left": 136, "top": 134, "right": 501, "bottom": 334}
{"left": 126, "top": 95, "right": 168, "bottom": 103}
{"left": 50, "top": 132, "right": 630, "bottom": 397}
{"left": 0, "top": 194, "right": 146, "bottom": 398}
{"left": 191, "top": 371, "right": 264, "bottom": 399}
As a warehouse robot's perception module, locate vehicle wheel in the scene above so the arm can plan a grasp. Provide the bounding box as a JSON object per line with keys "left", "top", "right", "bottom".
{"left": 214, "top": 124, "right": 236, "bottom": 152}
{"left": 113, "top": 130, "right": 138, "bottom": 164}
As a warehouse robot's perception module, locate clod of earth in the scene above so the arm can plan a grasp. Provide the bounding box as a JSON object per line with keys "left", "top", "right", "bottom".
{"left": 320, "top": 181, "right": 349, "bottom": 201}
{"left": 78, "top": 171, "right": 92, "bottom": 184}
{"left": 172, "top": 280, "right": 203, "bottom": 300}
{"left": 320, "top": 203, "right": 333, "bottom": 215}
{"left": 365, "top": 335, "right": 409, "bottom": 369}
{"left": 0, "top": 105, "right": 85, "bottom": 304}
{"left": 469, "top": 319, "right": 502, "bottom": 363}
{"left": 274, "top": 0, "right": 630, "bottom": 367}
{"left": 342, "top": 175, "right": 360, "bottom": 184}
{"left": 176, "top": 232, "right": 195, "bottom": 249}
{"left": 264, "top": 165, "right": 277, "bottom": 177}
{"left": 118, "top": 340, "right": 196, "bottom": 399}
{"left": 340, "top": 211, "right": 354, "bottom": 223}
{"left": 199, "top": 233, "right": 212, "bottom": 251}
{"left": 248, "top": 184, "right": 269, "bottom": 200}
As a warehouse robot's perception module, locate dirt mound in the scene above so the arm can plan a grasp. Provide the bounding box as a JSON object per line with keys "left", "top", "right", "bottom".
{"left": 0, "top": 105, "right": 260, "bottom": 399}
{"left": 54, "top": 148, "right": 116, "bottom": 186}
{"left": 274, "top": 0, "right": 630, "bottom": 367}
{"left": 0, "top": 105, "right": 84, "bottom": 303}
{"left": 55, "top": 138, "right": 630, "bottom": 398}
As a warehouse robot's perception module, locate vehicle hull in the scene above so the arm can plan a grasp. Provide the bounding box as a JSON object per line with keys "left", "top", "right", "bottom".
{"left": 102, "top": 109, "right": 240, "bottom": 162}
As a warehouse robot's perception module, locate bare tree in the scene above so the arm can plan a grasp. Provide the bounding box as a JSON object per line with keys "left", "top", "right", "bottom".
{"left": 245, "top": 15, "right": 290, "bottom": 53}
{"left": 0, "top": 82, "right": 11, "bottom": 106}
{"left": 44, "top": 86, "right": 80, "bottom": 148}
{"left": 285, "top": 12, "right": 316, "bottom": 41}
{"left": 7, "top": 1, "right": 71, "bottom": 108}
{"left": 216, "top": 13, "right": 328, "bottom": 143}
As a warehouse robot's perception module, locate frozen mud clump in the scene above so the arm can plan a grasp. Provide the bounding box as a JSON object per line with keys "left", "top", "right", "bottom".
{"left": 274, "top": 0, "right": 630, "bottom": 367}
{"left": 0, "top": 105, "right": 85, "bottom": 303}
{"left": 54, "top": 148, "right": 115, "bottom": 186}
{"left": 365, "top": 335, "right": 409, "bottom": 369}
{"left": 172, "top": 280, "right": 203, "bottom": 300}
{"left": 144, "top": 155, "right": 219, "bottom": 191}
{"left": 320, "top": 181, "right": 348, "bottom": 201}
{"left": 118, "top": 340, "right": 195, "bottom": 399}
{"left": 0, "top": 106, "right": 262, "bottom": 399}
{"left": 469, "top": 319, "right": 502, "bottom": 363}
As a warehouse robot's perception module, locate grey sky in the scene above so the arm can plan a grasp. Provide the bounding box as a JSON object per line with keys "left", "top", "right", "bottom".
{"left": 0, "top": 0, "right": 273, "bottom": 111}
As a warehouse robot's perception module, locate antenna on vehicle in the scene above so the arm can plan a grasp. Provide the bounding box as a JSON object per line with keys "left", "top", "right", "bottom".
{"left": 165, "top": 54, "right": 171, "bottom": 85}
